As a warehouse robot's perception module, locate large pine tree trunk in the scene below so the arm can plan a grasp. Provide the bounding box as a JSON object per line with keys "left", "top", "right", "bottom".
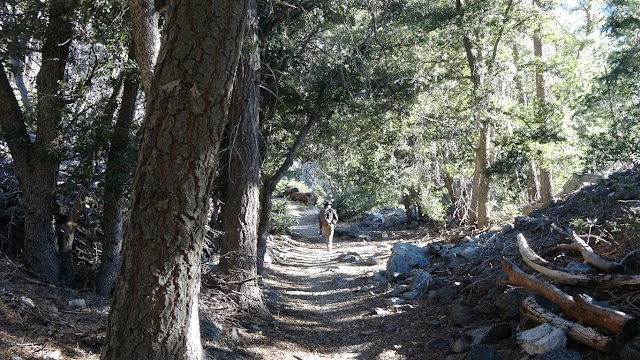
{"left": 218, "top": 0, "right": 268, "bottom": 317}
{"left": 95, "top": 50, "right": 139, "bottom": 296}
{"left": 101, "top": 1, "right": 248, "bottom": 359}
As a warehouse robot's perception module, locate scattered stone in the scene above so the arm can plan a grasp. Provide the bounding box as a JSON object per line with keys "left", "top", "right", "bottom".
{"left": 357, "top": 234, "right": 371, "bottom": 242}
{"left": 382, "top": 323, "right": 394, "bottom": 331}
{"left": 409, "top": 270, "right": 432, "bottom": 293}
{"left": 384, "top": 297, "right": 405, "bottom": 306}
{"left": 18, "top": 296, "right": 35, "bottom": 308}
{"left": 390, "top": 285, "right": 409, "bottom": 296}
{"left": 565, "top": 261, "right": 592, "bottom": 274}
{"left": 317, "top": 331, "right": 325, "bottom": 339}
{"left": 335, "top": 279, "right": 349, "bottom": 288}
{"left": 452, "top": 338, "right": 470, "bottom": 353}
{"left": 370, "top": 307, "right": 387, "bottom": 316}
{"left": 250, "top": 324, "right": 261, "bottom": 333}
{"left": 425, "top": 338, "right": 450, "bottom": 351}
{"left": 401, "top": 290, "right": 420, "bottom": 300}
{"left": 365, "top": 256, "right": 380, "bottom": 265}
{"left": 517, "top": 323, "right": 567, "bottom": 355}
{"left": 361, "top": 330, "right": 375, "bottom": 336}
{"left": 533, "top": 349, "right": 582, "bottom": 360}
{"left": 467, "top": 323, "right": 512, "bottom": 345}
{"left": 96, "top": 305, "right": 110, "bottom": 314}
{"left": 494, "top": 288, "right": 525, "bottom": 320}
{"left": 338, "top": 252, "right": 362, "bottom": 263}
{"left": 429, "top": 320, "right": 442, "bottom": 328}
{"left": 67, "top": 299, "right": 87, "bottom": 308}
{"left": 382, "top": 231, "right": 389, "bottom": 239}
{"left": 466, "top": 344, "right": 502, "bottom": 360}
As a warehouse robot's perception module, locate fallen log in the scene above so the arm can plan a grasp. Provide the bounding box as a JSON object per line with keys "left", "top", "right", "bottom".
{"left": 521, "top": 296, "right": 616, "bottom": 354}
{"left": 501, "top": 261, "right": 637, "bottom": 336}
{"left": 517, "top": 233, "right": 640, "bottom": 288}
{"left": 553, "top": 229, "right": 622, "bottom": 274}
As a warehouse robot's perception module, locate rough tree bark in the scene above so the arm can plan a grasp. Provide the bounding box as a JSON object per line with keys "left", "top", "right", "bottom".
{"left": 218, "top": 0, "right": 269, "bottom": 317}
{"left": 0, "top": 0, "right": 74, "bottom": 284}
{"left": 95, "top": 44, "right": 140, "bottom": 296}
{"left": 101, "top": 0, "right": 248, "bottom": 359}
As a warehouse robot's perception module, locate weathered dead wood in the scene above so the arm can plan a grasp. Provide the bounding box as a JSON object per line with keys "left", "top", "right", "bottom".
{"left": 517, "top": 233, "right": 640, "bottom": 288}
{"left": 521, "top": 296, "right": 616, "bottom": 354}
{"left": 501, "top": 261, "right": 637, "bottom": 336}
{"left": 553, "top": 229, "right": 622, "bottom": 273}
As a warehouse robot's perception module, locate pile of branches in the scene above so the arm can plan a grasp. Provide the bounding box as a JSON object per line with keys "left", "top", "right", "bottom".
{"left": 500, "top": 229, "right": 640, "bottom": 354}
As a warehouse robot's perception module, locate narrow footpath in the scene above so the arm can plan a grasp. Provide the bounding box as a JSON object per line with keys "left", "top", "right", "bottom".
{"left": 239, "top": 203, "right": 438, "bottom": 360}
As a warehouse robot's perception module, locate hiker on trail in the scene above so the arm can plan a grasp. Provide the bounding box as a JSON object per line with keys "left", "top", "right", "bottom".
{"left": 318, "top": 201, "right": 338, "bottom": 252}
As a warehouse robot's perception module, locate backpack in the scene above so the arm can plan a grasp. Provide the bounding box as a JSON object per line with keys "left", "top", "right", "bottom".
{"left": 323, "top": 208, "right": 334, "bottom": 226}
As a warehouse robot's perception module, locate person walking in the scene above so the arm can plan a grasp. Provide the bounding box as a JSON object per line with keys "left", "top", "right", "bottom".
{"left": 318, "top": 201, "right": 338, "bottom": 252}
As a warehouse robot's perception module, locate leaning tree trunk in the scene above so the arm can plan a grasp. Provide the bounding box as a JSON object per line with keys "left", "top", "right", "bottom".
{"left": 218, "top": 0, "right": 269, "bottom": 317}
{"left": 0, "top": 0, "right": 73, "bottom": 284}
{"left": 101, "top": 1, "right": 248, "bottom": 359}
{"left": 95, "top": 48, "right": 139, "bottom": 296}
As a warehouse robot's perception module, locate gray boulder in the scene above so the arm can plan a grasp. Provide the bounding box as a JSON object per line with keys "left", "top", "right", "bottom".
{"left": 517, "top": 323, "right": 567, "bottom": 355}
{"left": 409, "top": 270, "right": 432, "bottom": 293}
{"left": 386, "top": 242, "right": 431, "bottom": 280}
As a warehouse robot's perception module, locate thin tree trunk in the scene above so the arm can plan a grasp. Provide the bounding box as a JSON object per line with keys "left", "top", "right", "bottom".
{"left": 539, "top": 168, "right": 554, "bottom": 202}
{"left": 101, "top": 1, "right": 248, "bottom": 358}
{"left": 95, "top": 45, "right": 139, "bottom": 296}
{"left": 533, "top": 6, "right": 554, "bottom": 202}
{"left": 469, "top": 125, "right": 490, "bottom": 228}
{"left": 218, "top": 0, "right": 268, "bottom": 317}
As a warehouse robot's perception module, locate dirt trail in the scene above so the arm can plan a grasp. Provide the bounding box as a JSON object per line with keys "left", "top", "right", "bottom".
{"left": 241, "top": 203, "right": 432, "bottom": 360}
